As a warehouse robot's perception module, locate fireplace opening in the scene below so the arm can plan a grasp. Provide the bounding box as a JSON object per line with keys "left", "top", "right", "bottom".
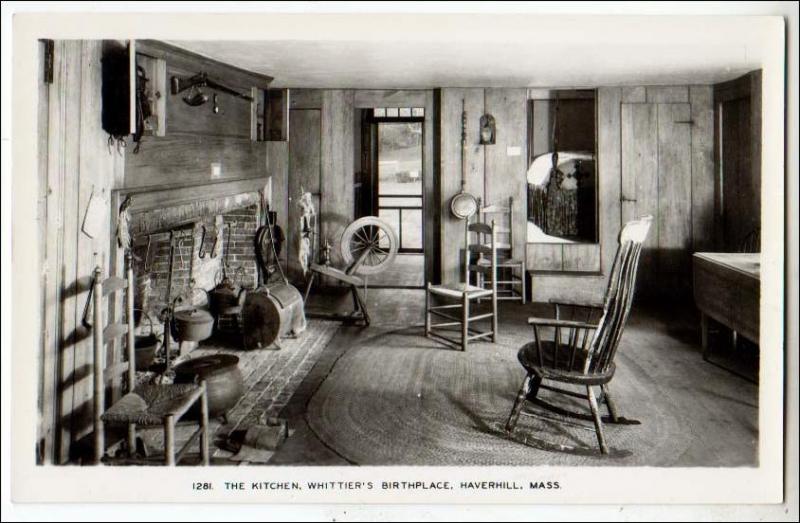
{"left": 130, "top": 202, "right": 260, "bottom": 345}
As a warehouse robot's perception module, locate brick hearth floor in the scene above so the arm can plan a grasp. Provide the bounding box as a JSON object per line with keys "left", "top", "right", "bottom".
{"left": 136, "top": 319, "right": 339, "bottom": 462}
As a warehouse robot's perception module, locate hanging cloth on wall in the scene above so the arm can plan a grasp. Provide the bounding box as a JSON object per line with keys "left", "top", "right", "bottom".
{"left": 115, "top": 195, "right": 133, "bottom": 250}
{"left": 543, "top": 96, "right": 579, "bottom": 237}
{"left": 297, "top": 190, "right": 316, "bottom": 275}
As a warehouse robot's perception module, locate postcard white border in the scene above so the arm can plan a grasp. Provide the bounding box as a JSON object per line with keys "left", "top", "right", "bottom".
{"left": 3, "top": 2, "right": 797, "bottom": 520}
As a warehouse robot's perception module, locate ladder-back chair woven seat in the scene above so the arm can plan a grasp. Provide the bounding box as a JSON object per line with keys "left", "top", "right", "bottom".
{"left": 505, "top": 215, "right": 652, "bottom": 456}
{"left": 425, "top": 220, "right": 498, "bottom": 351}
{"left": 92, "top": 254, "right": 210, "bottom": 466}
{"left": 101, "top": 383, "right": 205, "bottom": 427}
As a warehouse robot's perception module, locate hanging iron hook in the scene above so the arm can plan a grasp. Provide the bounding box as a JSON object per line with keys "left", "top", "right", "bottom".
{"left": 198, "top": 225, "right": 208, "bottom": 259}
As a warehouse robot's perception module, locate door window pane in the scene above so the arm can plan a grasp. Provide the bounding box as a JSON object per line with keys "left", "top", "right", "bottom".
{"left": 377, "top": 209, "right": 399, "bottom": 249}
{"left": 379, "top": 196, "right": 422, "bottom": 208}
{"left": 378, "top": 123, "right": 422, "bottom": 196}
{"left": 401, "top": 209, "right": 422, "bottom": 250}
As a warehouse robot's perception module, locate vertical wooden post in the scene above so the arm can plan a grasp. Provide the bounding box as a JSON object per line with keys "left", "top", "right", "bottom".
{"left": 164, "top": 415, "right": 175, "bottom": 466}
{"left": 463, "top": 218, "right": 470, "bottom": 287}
{"left": 125, "top": 253, "right": 135, "bottom": 389}
{"left": 92, "top": 266, "right": 104, "bottom": 465}
{"left": 125, "top": 253, "right": 137, "bottom": 455}
{"left": 521, "top": 256, "right": 527, "bottom": 305}
{"left": 461, "top": 293, "right": 469, "bottom": 352}
{"left": 424, "top": 284, "right": 431, "bottom": 336}
{"left": 200, "top": 382, "right": 210, "bottom": 466}
{"left": 490, "top": 219, "right": 498, "bottom": 341}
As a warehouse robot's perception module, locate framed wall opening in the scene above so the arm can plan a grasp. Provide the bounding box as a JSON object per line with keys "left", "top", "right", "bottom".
{"left": 526, "top": 89, "right": 598, "bottom": 245}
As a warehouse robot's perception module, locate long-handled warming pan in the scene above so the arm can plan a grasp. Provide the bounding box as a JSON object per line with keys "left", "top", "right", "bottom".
{"left": 449, "top": 98, "right": 479, "bottom": 220}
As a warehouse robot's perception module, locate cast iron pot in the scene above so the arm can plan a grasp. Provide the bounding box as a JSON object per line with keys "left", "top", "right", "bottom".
{"left": 172, "top": 307, "right": 215, "bottom": 342}
{"left": 173, "top": 354, "right": 244, "bottom": 419}
{"left": 133, "top": 309, "right": 159, "bottom": 370}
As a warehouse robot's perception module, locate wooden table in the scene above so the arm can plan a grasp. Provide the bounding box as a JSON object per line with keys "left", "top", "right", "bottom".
{"left": 692, "top": 252, "right": 760, "bottom": 359}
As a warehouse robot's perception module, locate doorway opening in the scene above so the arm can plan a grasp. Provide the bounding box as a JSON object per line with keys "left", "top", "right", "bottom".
{"left": 357, "top": 108, "right": 425, "bottom": 288}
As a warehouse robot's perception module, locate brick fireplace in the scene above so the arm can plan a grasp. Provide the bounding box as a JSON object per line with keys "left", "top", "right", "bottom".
{"left": 127, "top": 191, "right": 263, "bottom": 340}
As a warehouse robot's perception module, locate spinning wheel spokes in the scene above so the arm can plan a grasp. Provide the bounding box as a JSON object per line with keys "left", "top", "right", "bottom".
{"left": 340, "top": 216, "right": 399, "bottom": 275}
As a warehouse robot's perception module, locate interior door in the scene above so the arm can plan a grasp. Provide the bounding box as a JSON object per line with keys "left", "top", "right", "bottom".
{"left": 621, "top": 102, "right": 692, "bottom": 298}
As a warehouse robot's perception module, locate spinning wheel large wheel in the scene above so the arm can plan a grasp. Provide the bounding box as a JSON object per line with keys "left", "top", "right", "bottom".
{"left": 340, "top": 216, "right": 399, "bottom": 275}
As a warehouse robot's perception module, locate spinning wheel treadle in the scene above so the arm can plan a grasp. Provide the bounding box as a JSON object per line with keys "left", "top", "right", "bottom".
{"left": 304, "top": 217, "right": 398, "bottom": 326}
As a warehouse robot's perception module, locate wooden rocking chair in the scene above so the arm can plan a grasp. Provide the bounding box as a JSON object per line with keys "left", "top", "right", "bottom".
{"left": 91, "top": 254, "right": 210, "bottom": 465}
{"left": 505, "top": 215, "right": 652, "bottom": 455}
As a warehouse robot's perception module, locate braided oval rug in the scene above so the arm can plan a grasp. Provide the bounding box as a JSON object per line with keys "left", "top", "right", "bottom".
{"left": 305, "top": 322, "right": 757, "bottom": 467}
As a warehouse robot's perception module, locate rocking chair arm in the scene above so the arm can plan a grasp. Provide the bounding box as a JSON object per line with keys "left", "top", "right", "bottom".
{"left": 527, "top": 317, "right": 598, "bottom": 330}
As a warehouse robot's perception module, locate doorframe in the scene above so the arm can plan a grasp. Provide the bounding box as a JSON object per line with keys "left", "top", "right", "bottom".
{"left": 713, "top": 70, "right": 762, "bottom": 252}
{"left": 353, "top": 90, "right": 437, "bottom": 284}
{"left": 363, "top": 114, "right": 425, "bottom": 254}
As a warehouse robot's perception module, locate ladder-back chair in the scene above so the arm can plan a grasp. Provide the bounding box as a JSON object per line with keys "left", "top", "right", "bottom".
{"left": 425, "top": 219, "right": 498, "bottom": 351}
{"left": 505, "top": 215, "right": 652, "bottom": 455}
{"left": 477, "top": 196, "right": 526, "bottom": 303}
{"left": 92, "top": 254, "right": 210, "bottom": 465}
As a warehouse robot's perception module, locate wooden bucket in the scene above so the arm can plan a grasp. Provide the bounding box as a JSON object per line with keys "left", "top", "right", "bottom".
{"left": 241, "top": 283, "right": 305, "bottom": 350}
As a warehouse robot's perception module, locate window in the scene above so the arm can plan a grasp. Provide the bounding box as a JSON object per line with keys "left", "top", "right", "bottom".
{"left": 372, "top": 107, "right": 425, "bottom": 119}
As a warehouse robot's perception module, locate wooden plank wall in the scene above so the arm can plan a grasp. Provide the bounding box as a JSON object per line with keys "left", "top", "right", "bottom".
{"left": 38, "top": 41, "right": 124, "bottom": 463}
{"left": 266, "top": 141, "right": 289, "bottom": 271}
{"left": 435, "top": 87, "right": 615, "bottom": 296}
{"left": 288, "top": 108, "right": 322, "bottom": 279}
{"left": 320, "top": 90, "right": 355, "bottom": 269}
{"left": 124, "top": 134, "right": 266, "bottom": 189}
{"left": 521, "top": 85, "right": 714, "bottom": 303}
{"left": 690, "top": 86, "right": 715, "bottom": 252}
{"left": 617, "top": 86, "right": 715, "bottom": 299}
{"left": 483, "top": 88, "right": 528, "bottom": 275}
{"left": 123, "top": 45, "right": 269, "bottom": 198}
{"left": 656, "top": 102, "right": 693, "bottom": 296}
{"left": 621, "top": 102, "right": 659, "bottom": 290}
{"left": 438, "top": 88, "right": 485, "bottom": 283}
{"left": 274, "top": 89, "right": 436, "bottom": 286}
{"left": 271, "top": 84, "right": 714, "bottom": 303}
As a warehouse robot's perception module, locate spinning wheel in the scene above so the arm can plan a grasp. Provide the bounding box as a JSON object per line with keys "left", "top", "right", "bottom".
{"left": 340, "top": 216, "right": 399, "bottom": 275}
{"left": 303, "top": 216, "right": 399, "bottom": 326}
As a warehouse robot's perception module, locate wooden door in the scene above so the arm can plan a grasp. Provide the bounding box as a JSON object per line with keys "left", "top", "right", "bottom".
{"left": 621, "top": 102, "right": 692, "bottom": 298}
{"left": 288, "top": 109, "right": 321, "bottom": 280}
